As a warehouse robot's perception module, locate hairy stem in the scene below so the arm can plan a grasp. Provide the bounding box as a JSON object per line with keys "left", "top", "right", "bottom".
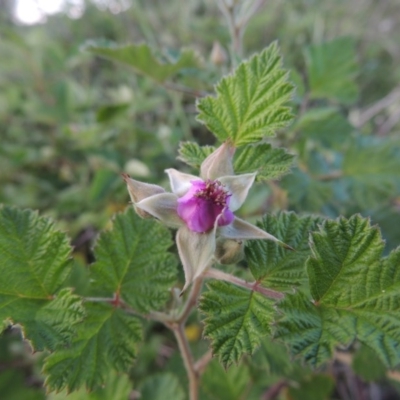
{"left": 204, "top": 268, "right": 284, "bottom": 300}
{"left": 172, "top": 323, "right": 199, "bottom": 400}
{"left": 177, "top": 277, "right": 204, "bottom": 322}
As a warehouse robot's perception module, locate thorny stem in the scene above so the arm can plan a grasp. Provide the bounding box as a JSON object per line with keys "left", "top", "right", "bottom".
{"left": 204, "top": 268, "right": 284, "bottom": 300}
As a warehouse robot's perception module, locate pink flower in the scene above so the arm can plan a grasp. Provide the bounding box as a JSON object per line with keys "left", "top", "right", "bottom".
{"left": 177, "top": 179, "right": 234, "bottom": 233}
{"left": 123, "top": 142, "right": 289, "bottom": 291}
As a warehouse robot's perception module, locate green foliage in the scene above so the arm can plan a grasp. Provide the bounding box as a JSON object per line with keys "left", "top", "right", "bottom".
{"left": 342, "top": 137, "right": 400, "bottom": 209}
{"left": 305, "top": 37, "right": 359, "bottom": 104}
{"left": 287, "top": 373, "right": 335, "bottom": 400}
{"left": 234, "top": 144, "right": 294, "bottom": 181}
{"left": 178, "top": 142, "right": 294, "bottom": 181}
{"left": 43, "top": 302, "right": 142, "bottom": 392}
{"left": 0, "top": 206, "right": 84, "bottom": 351}
{"left": 85, "top": 41, "right": 201, "bottom": 83}
{"left": 200, "top": 280, "right": 274, "bottom": 367}
{"left": 246, "top": 212, "right": 323, "bottom": 290}
{"left": 139, "top": 373, "right": 185, "bottom": 400}
{"left": 352, "top": 345, "right": 387, "bottom": 382}
{"left": 293, "top": 107, "right": 354, "bottom": 148}
{"left": 277, "top": 215, "right": 400, "bottom": 367}
{"left": 177, "top": 142, "right": 215, "bottom": 169}
{"left": 90, "top": 208, "right": 178, "bottom": 313}
{"left": 200, "top": 360, "right": 250, "bottom": 400}
{"left": 0, "top": 369, "right": 45, "bottom": 400}
{"left": 49, "top": 372, "right": 132, "bottom": 400}
{"left": 197, "top": 42, "right": 294, "bottom": 146}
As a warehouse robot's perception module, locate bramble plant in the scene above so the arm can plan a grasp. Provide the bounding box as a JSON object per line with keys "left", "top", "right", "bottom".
{"left": 1, "top": 1, "right": 400, "bottom": 400}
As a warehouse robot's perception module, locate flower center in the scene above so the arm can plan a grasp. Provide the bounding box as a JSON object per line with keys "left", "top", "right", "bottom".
{"left": 177, "top": 179, "right": 234, "bottom": 233}
{"left": 193, "top": 180, "right": 229, "bottom": 206}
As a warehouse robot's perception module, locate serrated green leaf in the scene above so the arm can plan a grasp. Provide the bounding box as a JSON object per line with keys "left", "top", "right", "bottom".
{"left": 199, "top": 280, "right": 274, "bottom": 367}
{"left": 35, "top": 288, "right": 85, "bottom": 351}
{"left": 139, "top": 373, "right": 185, "bottom": 400}
{"left": 276, "top": 291, "right": 353, "bottom": 366}
{"left": 200, "top": 360, "right": 250, "bottom": 400}
{"left": 234, "top": 144, "right": 294, "bottom": 181}
{"left": 44, "top": 302, "right": 142, "bottom": 392}
{"left": 277, "top": 215, "right": 400, "bottom": 367}
{"left": 90, "top": 208, "right": 178, "bottom": 313}
{"left": 85, "top": 41, "right": 200, "bottom": 83}
{"left": 305, "top": 37, "right": 358, "bottom": 104}
{"left": 48, "top": 372, "right": 132, "bottom": 400}
{"left": 0, "top": 206, "right": 78, "bottom": 351}
{"left": 197, "top": 42, "right": 294, "bottom": 146}
{"left": 177, "top": 142, "right": 215, "bottom": 169}
{"left": 246, "top": 212, "right": 323, "bottom": 290}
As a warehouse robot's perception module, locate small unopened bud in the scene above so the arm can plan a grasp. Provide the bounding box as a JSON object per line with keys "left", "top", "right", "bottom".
{"left": 215, "top": 238, "right": 244, "bottom": 265}
{"left": 122, "top": 174, "right": 165, "bottom": 219}
{"left": 210, "top": 41, "right": 227, "bottom": 66}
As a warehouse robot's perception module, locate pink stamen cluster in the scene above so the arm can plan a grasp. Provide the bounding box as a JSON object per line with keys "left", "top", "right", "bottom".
{"left": 177, "top": 179, "right": 234, "bottom": 233}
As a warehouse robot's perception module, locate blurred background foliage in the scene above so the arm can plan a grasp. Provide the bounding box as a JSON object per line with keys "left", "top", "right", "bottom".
{"left": 1, "top": 0, "right": 400, "bottom": 399}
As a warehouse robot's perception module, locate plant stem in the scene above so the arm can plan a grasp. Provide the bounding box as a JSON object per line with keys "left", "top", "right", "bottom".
{"left": 194, "top": 349, "right": 213, "bottom": 374}
{"left": 177, "top": 277, "right": 203, "bottom": 323}
{"left": 172, "top": 322, "right": 199, "bottom": 400}
{"left": 204, "top": 268, "right": 284, "bottom": 300}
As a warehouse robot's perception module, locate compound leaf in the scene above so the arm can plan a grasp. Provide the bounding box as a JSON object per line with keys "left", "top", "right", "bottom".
{"left": 85, "top": 41, "right": 200, "bottom": 83}
{"left": 48, "top": 372, "right": 132, "bottom": 400}
{"left": 246, "top": 212, "right": 323, "bottom": 290}
{"left": 197, "top": 42, "right": 294, "bottom": 146}
{"left": 277, "top": 215, "right": 400, "bottom": 367}
{"left": 90, "top": 208, "right": 177, "bottom": 313}
{"left": 0, "top": 206, "right": 82, "bottom": 351}
{"left": 177, "top": 142, "right": 215, "bottom": 169}
{"left": 234, "top": 143, "right": 294, "bottom": 181}
{"left": 200, "top": 280, "right": 274, "bottom": 367}
{"left": 44, "top": 302, "right": 142, "bottom": 392}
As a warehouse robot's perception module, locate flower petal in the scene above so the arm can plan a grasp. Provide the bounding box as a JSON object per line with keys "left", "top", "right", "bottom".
{"left": 122, "top": 174, "right": 165, "bottom": 203}
{"left": 200, "top": 142, "right": 235, "bottom": 180}
{"left": 219, "top": 173, "right": 256, "bottom": 211}
{"left": 135, "top": 193, "right": 183, "bottom": 228}
{"left": 218, "top": 217, "right": 294, "bottom": 250}
{"left": 165, "top": 168, "right": 199, "bottom": 196}
{"left": 176, "top": 226, "right": 216, "bottom": 292}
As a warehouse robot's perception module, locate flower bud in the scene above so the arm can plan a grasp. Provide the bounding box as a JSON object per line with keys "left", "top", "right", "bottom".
{"left": 215, "top": 238, "right": 244, "bottom": 265}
